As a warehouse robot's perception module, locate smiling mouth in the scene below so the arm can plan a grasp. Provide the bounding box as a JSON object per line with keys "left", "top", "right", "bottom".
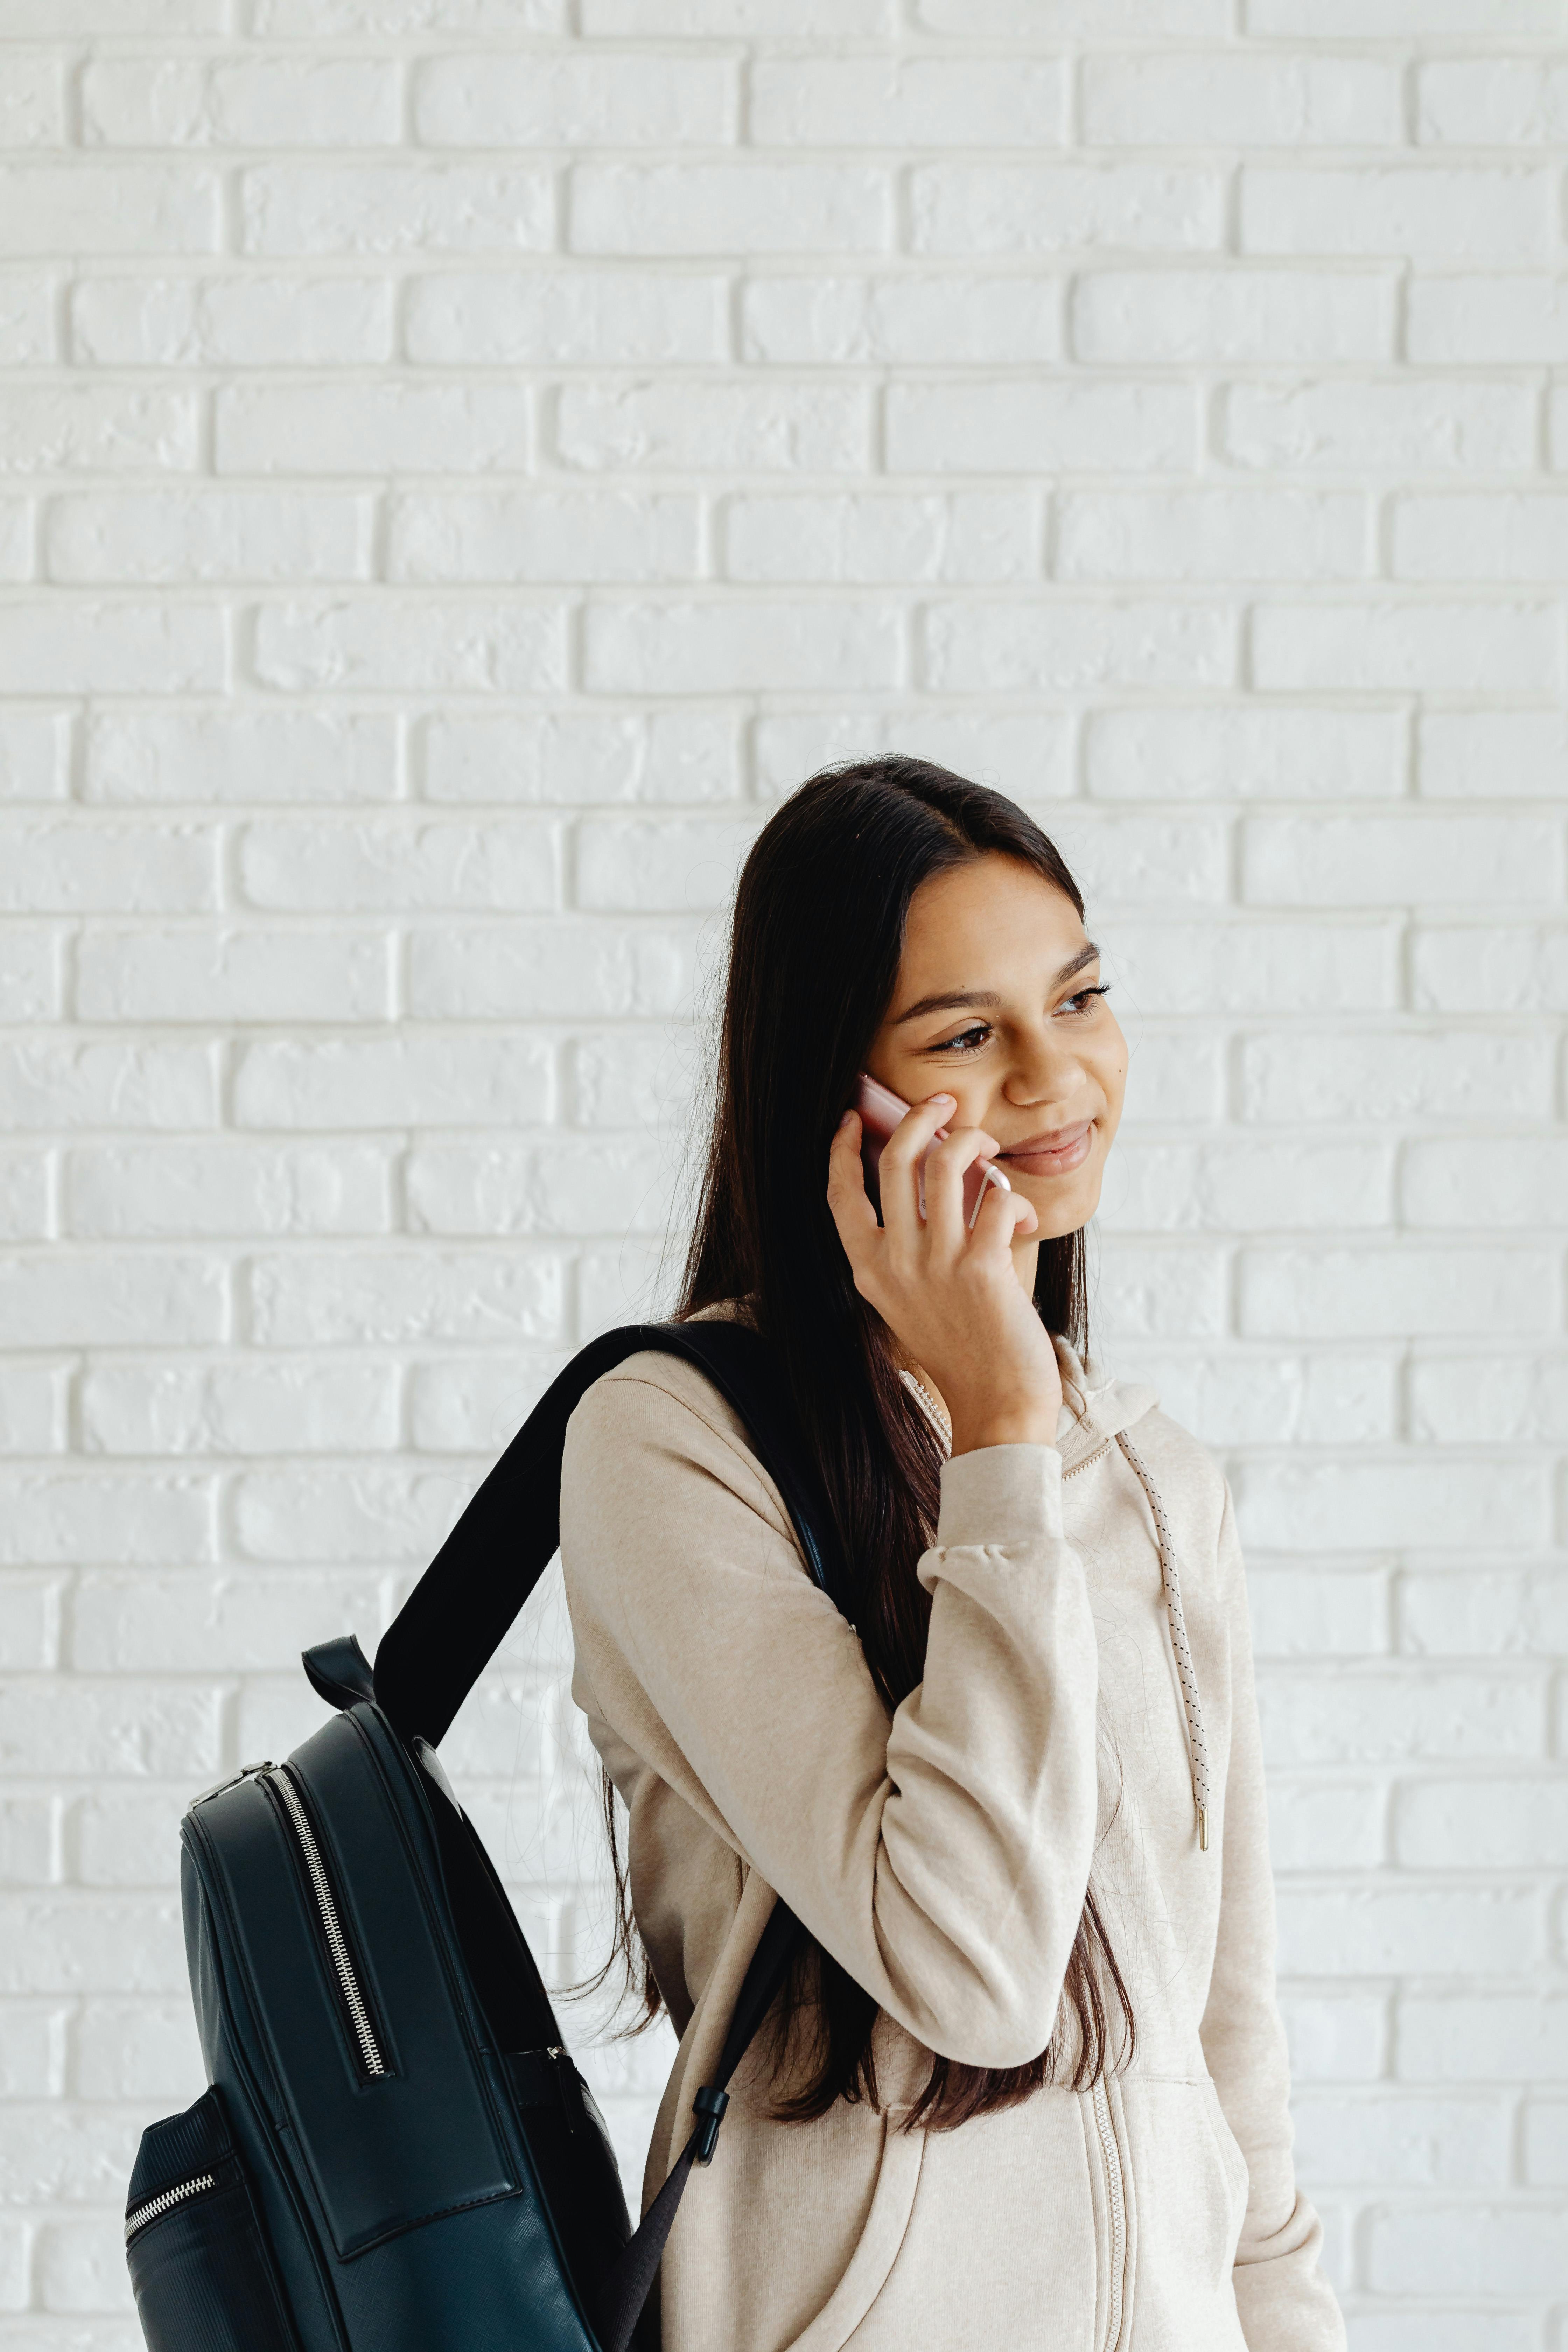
{"left": 996, "top": 1120, "right": 1094, "bottom": 1175}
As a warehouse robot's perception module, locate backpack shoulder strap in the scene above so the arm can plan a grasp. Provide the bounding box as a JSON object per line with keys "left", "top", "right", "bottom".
{"left": 360, "top": 1317, "right": 852, "bottom": 1751}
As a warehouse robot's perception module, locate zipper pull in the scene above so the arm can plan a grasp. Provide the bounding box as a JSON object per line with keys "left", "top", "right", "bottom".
{"left": 191, "top": 1760, "right": 273, "bottom": 1807}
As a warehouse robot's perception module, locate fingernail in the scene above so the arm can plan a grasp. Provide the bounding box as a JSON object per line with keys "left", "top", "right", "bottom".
{"left": 836, "top": 1108, "right": 855, "bottom": 1129}
{"left": 929, "top": 1093, "right": 956, "bottom": 1109}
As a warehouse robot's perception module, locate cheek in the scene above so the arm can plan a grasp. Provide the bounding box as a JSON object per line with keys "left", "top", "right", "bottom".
{"left": 1092, "top": 1022, "right": 1128, "bottom": 1130}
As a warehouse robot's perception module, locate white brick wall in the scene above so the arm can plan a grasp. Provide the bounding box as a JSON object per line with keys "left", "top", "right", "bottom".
{"left": 0, "top": 4, "right": 1563, "bottom": 2345}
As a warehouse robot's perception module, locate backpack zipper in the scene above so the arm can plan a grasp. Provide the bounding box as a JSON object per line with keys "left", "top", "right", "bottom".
{"left": 125, "top": 2172, "right": 215, "bottom": 2243}
{"left": 267, "top": 1766, "right": 387, "bottom": 2080}
{"left": 1091, "top": 2079, "right": 1125, "bottom": 2352}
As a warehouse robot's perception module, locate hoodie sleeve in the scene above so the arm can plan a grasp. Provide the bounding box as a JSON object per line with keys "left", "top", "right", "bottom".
{"left": 1201, "top": 1485, "right": 1346, "bottom": 2352}
{"left": 559, "top": 1354, "right": 1102, "bottom": 2072}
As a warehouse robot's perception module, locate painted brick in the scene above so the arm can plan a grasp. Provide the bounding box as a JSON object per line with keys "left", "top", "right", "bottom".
{"left": 82, "top": 58, "right": 401, "bottom": 147}
{"left": 576, "top": 817, "right": 760, "bottom": 911}
{"left": 888, "top": 381, "right": 1196, "bottom": 474}
{"left": 1241, "top": 169, "right": 1554, "bottom": 262}
{"left": 72, "top": 274, "right": 393, "bottom": 366}
{"left": 1128, "top": 1348, "right": 1397, "bottom": 1446}
{"left": 1085, "top": 709, "right": 1402, "bottom": 802}
{"left": 0, "top": 499, "right": 31, "bottom": 580}
{"left": 1242, "top": 815, "right": 1562, "bottom": 906}
{"left": 1240, "top": 1246, "right": 1555, "bottom": 1340}
{"left": 1393, "top": 493, "right": 1568, "bottom": 581}
{"left": 1250, "top": 1568, "right": 1390, "bottom": 1658}
{"left": 238, "top": 820, "right": 560, "bottom": 911}
{"left": 420, "top": 713, "right": 738, "bottom": 806}
{"left": 1366, "top": 2204, "right": 1568, "bottom": 2297}
{"left": 240, "top": 164, "right": 553, "bottom": 255}
{"left": 0, "top": 57, "right": 64, "bottom": 149}
{"left": 84, "top": 710, "right": 397, "bottom": 804}
{"left": 556, "top": 382, "right": 870, "bottom": 475}
{"left": 1222, "top": 383, "right": 1533, "bottom": 475}
{"left": 1058, "top": 491, "right": 1367, "bottom": 582}
{"left": 1409, "top": 1353, "right": 1568, "bottom": 1446}
{"left": 571, "top": 1031, "right": 700, "bottom": 1128}
{"left": 571, "top": 166, "right": 891, "bottom": 256}
{"left": 1234, "top": 1460, "right": 1550, "bottom": 1553}
{"left": 248, "top": 1249, "right": 567, "bottom": 1347}
{"left": 1086, "top": 57, "right": 1400, "bottom": 147}
{"left": 252, "top": 602, "right": 566, "bottom": 695}
{"left": 415, "top": 54, "right": 734, "bottom": 145}
{"left": 1417, "top": 58, "right": 1568, "bottom": 145}
{"left": 0, "top": 1044, "right": 218, "bottom": 1132}
{"left": 0, "top": 166, "right": 220, "bottom": 257}
{"left": 1251, "top": 0, "right": 1562, "bottom": 25}
{"left": 1268, "top": 1781, "right": 1387, "bottom": 1871}
{"left": 63, "top": 1144, "right": 392, "bottom": 1238}
{"left": 1408, "top": 275, "right": 1568, "bottom": 366}
{"left": 406, "top": 270, "right": 727, "bottom": 366}
{"left": 584, "top": 603, "right": 901, "bottom": 696}
{"left": 741, "top": 274, "right": 1062, "bottom": 366}
{"left": 388, "top": 492, "right": 700, "bottom": 584}
{"left": 216, "top": 383, "right": 531, "bottom": 475}
{"left": 0, "top": 607, "right": 224, "bottom": 696}
{"left": 1107, "top": 1139, "right": 1392, "bottom": 1232}
{"left": 1279, "top": 1991, "right": 1386, "bottom": 2084}
{"left": 1417, "top": 712, "right": 1568, "bottom": 802}
{"left": 253, "top": 0, "right": 565, "bottom": 26}
{"left": 0, "top": 386, "right": 198, "bottom": 474}
{"left": 1398, "top": 1787, "right": 1568, "bottom": 1875}
{"left": 1400, "top": 1569, "right": 1568, "bottom": 1660}
{"left": 0, "top": 1468, "right": 217, "bottom": 1566}
{"left": 0, "top": 1365, "right": 67, "bottom": 1455}
{"left": 75, "top": 1998, "right": 205, "bottom": 2102}
{"left": 0, "top": 1255, "right": 226, "bottom": 1348}
{"left": 910, "top": 165, "right": 1223, "bottom": 254}
{"left": 81, "top": 1358, "right": 398, "bottom": 1455}
{"left": 1250, "top": 604, "right": 1561, "bottom": 695}
{"left": 1293, "top": 2095, "right": 1510, "bottom": 2189}
{"left": 753, "top": 711, "right": 1070, "bottom": 801}
{"left": 924, "top": 602, "right": 1236, "bottom": 694}
{"left": 76, "top": 929, "right": 393, "bottom": 1023}
{"left": 724, "top": 493, "right": 1036, "bottom": 584}
{"left": 0, "top": 712, "right": 70, "bottom": 803}
{"left": 751, "top": 58, "right": 1066, "bottom": 147}
{"left": 408, "top": 1354, "right": 569, "bottom": 1451}
{"left": 406, "top": 1139, "right": 672, "bottom": 1235}
{"left": 582, "top": 0, "right": 891, "bottom": 29}
{"left": 0, "top": 274, "right": 54, "bottom": 365}
{"left": 1276, "top": 1887, "right": 1542, "bottom": 1978}
{"left": 0, "top": 927, "right": 63, "bottom": 1020}
{"left": 1403, "top": 1140, "right": 1568, "bottom": 1230}
{"left": 408, "top": 922, "right": 695, "bottom": 1018}
{"left": 1410, "top": 924, "right": 1568, "bottom": 1014}
{"left": 233, "top": 1036, "right": 555, "bottom": 1130}
{"left": 46, "top": 493, "right": 373, "bottom": 584}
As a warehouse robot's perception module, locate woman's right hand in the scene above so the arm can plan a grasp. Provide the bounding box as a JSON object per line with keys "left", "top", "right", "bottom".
{"left": 827, "top": 1098, "right": 1064, "bottom": 1457}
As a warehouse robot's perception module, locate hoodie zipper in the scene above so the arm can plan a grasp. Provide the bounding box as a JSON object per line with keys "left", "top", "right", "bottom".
{"left": 267, "top": 1766, "right": 387, "bottom": 2079}
{"left": 125, "top": 2172, "right": 215, "bottom": 2243}
{"left": 1091, "top": 2080, "right": 1126, "bottom": 2352}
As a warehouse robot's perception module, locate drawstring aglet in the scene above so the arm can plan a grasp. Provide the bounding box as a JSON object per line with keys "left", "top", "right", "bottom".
{"left": 1197, "top": 1805, "right": 1209, "bottom": 1853}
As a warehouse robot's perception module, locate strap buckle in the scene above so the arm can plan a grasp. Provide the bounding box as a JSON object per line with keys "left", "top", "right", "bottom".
{"left": 691, "top": 2085, "right": 729, "bottom": 2166}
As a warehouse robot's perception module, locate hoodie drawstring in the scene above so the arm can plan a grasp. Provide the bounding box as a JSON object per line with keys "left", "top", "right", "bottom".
{"left": 1115, "top": 1432, "right": 1211, "bottom": 1852}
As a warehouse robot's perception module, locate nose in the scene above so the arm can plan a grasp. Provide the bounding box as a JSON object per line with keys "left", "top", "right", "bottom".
{"left": 1003, "top": 1024, "right": 1093, "bottom": 1117}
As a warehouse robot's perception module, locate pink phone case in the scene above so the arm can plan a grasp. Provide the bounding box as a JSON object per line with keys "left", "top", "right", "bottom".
{"left": 854, "top": 1072, "right": 1011, "bottom": 1231}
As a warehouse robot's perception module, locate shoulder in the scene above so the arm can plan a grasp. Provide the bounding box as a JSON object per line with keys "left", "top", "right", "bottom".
{"left": 561, "top": 1338, "right": 797, "bottom": 1556}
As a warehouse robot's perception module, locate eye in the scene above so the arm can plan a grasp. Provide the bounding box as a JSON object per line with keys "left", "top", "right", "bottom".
{"left": 1058, "top": 983, "right": 1110, "bottom": 1017}
{"left": 929, "top": 1022, "right": 992, "bottom": 1056}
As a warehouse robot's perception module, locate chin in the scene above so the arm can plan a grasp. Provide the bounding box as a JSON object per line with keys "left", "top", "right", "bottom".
{"left": 1015, "top": 1170, "right": 1101, "bottom": 1241}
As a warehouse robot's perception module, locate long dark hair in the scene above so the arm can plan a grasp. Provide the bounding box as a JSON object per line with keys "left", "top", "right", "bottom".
{"left": 603, "top": 756, "right": 1133, "bottom": 2130}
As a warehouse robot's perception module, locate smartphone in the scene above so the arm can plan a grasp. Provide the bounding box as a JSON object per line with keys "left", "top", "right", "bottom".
{"left": 854, "top": 1073, "right": 1011, "bottom": 1231}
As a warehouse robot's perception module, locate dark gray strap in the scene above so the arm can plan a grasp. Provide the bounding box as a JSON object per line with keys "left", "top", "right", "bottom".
{"left": 594, "top": 1895, "right": 805, "bottom": 2352}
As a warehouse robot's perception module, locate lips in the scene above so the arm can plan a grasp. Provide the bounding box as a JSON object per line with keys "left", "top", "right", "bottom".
{"left": 997, "top": 1120, "right": 1094, "bottom": 1176}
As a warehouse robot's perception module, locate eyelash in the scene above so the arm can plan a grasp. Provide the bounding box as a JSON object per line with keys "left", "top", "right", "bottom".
{"left": 928, "top": 984, "right": 1110, "bottom": 1056}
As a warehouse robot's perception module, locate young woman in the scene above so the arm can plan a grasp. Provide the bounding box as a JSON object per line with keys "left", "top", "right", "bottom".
{"left": 560, "top": 759, "right": 1344, "bottom": 2352}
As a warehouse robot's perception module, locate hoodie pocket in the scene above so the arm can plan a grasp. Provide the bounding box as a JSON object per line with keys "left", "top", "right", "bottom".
{"left": 126, "top": 2088, "right": 301, "bottom": 2352}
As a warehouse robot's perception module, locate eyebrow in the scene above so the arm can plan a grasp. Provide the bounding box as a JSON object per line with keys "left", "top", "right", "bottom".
{"left": 891, "top": 942, "right": 1101, "bottom": 1028}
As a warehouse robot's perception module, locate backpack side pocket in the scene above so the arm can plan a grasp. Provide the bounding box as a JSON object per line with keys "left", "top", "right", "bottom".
{"left": 126, "top": 2086, "right": 301, "bottom": 2352}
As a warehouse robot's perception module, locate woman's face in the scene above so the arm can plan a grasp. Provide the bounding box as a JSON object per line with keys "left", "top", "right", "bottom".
{"left": 865, "top": 853, "right": 1126, "bottom": 1252}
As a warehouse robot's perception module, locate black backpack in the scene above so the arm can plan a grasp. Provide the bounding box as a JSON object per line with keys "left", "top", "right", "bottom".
{"left": 124, "top": 1321, "right": 852, "bottom": 2352}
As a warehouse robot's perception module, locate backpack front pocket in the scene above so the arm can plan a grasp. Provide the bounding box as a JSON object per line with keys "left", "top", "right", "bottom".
{"left": 126, "top": 2086, "right": 301, "bottom": 2352}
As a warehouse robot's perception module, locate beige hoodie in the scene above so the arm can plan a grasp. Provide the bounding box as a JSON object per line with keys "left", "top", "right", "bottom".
{"left": 560, "top": 1333, "right": 1345, "bottom": 2352}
